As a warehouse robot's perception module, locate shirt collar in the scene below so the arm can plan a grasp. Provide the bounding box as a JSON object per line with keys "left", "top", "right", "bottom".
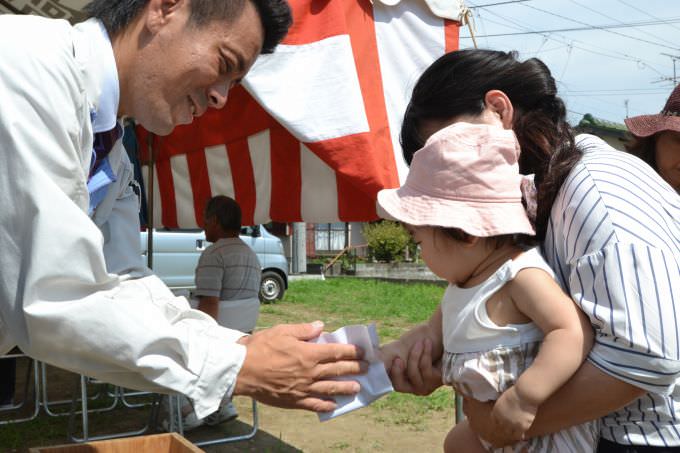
{"left": 72, "top": 18, "right": 119, "bottom": 133}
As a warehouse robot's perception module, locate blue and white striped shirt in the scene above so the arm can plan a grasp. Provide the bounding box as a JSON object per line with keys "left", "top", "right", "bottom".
{"left": 544, "top": 134, "right": 680, "bottom": 446}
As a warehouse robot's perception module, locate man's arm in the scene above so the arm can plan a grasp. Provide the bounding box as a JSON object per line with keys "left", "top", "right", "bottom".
{"left": 0, "top": 22, "right": 363, "bottom": 419}
{"left": 197, "top": 295, "right": 220, "bottom": 320}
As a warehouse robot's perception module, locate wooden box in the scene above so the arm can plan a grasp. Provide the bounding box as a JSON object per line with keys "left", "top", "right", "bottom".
{"left": 29, "top": 433, "right": 204, "bottom": 453}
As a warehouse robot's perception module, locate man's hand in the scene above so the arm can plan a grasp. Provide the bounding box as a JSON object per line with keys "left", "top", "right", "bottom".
{"left": 234, "top": 321, "right": 367, "bottom": 412}
{"left": 387, "top": 338, "right": 442, "bottom": 396}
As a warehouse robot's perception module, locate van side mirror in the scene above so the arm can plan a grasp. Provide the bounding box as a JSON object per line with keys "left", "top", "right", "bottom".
{"left": 251, "top": 225, "right": 261, "bottom": 238}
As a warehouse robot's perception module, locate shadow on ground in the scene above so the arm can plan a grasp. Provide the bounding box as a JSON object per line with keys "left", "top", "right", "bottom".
{"left": 187, "top": 420, "right": 303, "bottom": 452}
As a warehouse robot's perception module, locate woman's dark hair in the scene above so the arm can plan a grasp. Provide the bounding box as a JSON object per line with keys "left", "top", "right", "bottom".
{"left": 401, "top": 49, "right": 580, "bottom": 240}
{"left": 85, "top": 0, "right": 291, "bottom": 54}
{"left": 625, "top": 134, "right": 657, "bottom": 170}
{"left": 205, "top": 195, "right": 242, "bottom": 232}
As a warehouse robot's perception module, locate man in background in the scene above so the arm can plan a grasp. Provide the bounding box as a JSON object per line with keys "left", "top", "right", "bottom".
{"left": 181, "top": 196, "right": 262, "bottom": 429}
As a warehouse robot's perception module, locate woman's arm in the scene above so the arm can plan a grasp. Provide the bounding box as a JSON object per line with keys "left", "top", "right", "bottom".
{"left": 464, "top": 360, "right": 645, "bottom": 447}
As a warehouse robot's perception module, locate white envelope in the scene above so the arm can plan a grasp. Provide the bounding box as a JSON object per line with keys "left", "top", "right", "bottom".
{"left": 311, "top": 324, "right": 394, "bottom": 421}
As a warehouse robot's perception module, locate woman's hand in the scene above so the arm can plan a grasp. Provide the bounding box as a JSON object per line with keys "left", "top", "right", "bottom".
{"left": 463, "top": 397, "right": 518, "bottom": 448}
{"left": 489, "top": 386, "right": 538, "bottom": 444}
{"left": 388, "top": 338, "right": 443, "bottom": 396}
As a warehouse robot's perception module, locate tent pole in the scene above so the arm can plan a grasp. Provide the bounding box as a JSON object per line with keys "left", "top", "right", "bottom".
{"left": 146, "top": 134, "right": 155, "bottom": 270}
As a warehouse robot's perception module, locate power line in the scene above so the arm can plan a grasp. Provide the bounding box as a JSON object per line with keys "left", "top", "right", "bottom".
{"left": 460, "top": 12, "right": 668, "bottom": 76}
{"left": 459, "top": 18, "right": 680, "bottom": 38}
{"left": 616, "top": 0, "right": 680, "bottom": 33}
{"left": 565, "top": 92, "right": 670, "bottom": 97}
{"left": 469, "top": 0, "right": 531, "bottom": 8}
{"left": 521, "top": 3, "right": 680, "bottom": 52}
{"left": 563, "top": 87, "right": 672, "bottom": 93}
{"left": 566, "top": 0, "right": 678, "bottom": 48}
{"left": 567, "top": 109, "right": 589, "bottom": 118}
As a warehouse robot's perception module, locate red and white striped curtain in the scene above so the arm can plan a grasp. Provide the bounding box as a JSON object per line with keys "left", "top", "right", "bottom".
{"left": 136, "top": 0, "right": 460, "bottom": 228}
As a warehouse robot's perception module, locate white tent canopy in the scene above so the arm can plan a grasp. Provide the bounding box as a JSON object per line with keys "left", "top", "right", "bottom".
{"left": 0, "top": 0, "right": 466, "bottom": 23}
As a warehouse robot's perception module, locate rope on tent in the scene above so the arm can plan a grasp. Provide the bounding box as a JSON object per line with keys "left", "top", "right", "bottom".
{"left": 460, "top": 5, "right": 479, "bottom": 48}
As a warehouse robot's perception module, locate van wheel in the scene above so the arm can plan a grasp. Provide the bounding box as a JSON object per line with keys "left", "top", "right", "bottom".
{"left": 260, "top": 271, "right": 285, "bottom": 303}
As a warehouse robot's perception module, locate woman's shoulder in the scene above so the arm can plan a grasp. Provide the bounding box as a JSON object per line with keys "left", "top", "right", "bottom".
{"left": 553, "top": 135, "right": 680, "bottom": 254}
{"left": 562, "top": 134, "right": 663, "bottom": 196}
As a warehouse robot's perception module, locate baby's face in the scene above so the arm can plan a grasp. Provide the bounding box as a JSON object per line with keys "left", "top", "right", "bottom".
{"left": 405, "top": 225, "right": 459, "bottom": 283}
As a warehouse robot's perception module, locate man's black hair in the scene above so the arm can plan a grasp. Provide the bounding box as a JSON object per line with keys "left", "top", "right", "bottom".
{"left": 205, "top": 195, "right": 242, "bottom": 232}
{"left": 85, "top": 0, "right": 291, "bottom": 54}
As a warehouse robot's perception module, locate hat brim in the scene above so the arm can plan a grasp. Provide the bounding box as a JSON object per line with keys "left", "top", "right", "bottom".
{"left": 625, "top": 114, "right": 680, "bottom": 138}
{"left": 376, "top": 186, "right": 535, "bottom": 237}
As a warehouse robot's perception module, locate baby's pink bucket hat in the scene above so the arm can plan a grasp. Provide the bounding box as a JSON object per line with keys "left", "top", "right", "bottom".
{"left": 377, "top": 122, "right": 535, "bottom": 237}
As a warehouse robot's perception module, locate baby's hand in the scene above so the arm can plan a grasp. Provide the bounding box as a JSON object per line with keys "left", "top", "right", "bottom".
{"left": 383, "top": 339, "right": 442, "bottom": 396}
{"left": 378, "top": 340, "right": 408, "bottom": 372}
{"left": 490, "top": 386, "right": 538, "bottom": 442}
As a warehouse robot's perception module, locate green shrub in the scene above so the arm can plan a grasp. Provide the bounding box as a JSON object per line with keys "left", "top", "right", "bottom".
{"left": 363, "top": 221, "right": 412, "bottom": 262}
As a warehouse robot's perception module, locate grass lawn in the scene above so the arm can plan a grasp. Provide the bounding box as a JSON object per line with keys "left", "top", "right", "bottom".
{"left": 259, "top": 277, "right": 452, "bottom": 430}
{"left": 0, "top": 277, "right": 453, "bottom": 451}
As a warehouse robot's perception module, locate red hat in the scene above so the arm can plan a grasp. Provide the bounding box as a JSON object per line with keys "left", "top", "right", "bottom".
{"left": 625, "top": 84, "right": 680, "bottom": 137}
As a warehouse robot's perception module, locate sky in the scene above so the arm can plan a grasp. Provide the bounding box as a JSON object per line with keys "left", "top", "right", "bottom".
{"left": 457, "top": 0, "right": 680, "bottom": 126}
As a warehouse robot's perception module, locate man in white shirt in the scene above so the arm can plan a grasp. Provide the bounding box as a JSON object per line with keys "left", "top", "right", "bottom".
{"left": 0, "top": 0, "right": 364, "bottom": 421}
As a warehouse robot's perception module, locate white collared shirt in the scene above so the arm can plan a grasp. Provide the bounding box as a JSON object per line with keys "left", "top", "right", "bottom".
{"left": 0, "top": 14, "right": 246, "bottom": 419}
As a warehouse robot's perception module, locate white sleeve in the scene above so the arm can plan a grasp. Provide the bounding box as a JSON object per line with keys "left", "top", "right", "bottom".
{"left": 0, "top": 20, "right": 245, "bottom": 419}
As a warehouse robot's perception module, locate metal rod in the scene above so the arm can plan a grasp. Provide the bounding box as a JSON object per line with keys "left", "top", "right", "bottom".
{"left": 146, "top": 133, "right": 155, "bottom": 270}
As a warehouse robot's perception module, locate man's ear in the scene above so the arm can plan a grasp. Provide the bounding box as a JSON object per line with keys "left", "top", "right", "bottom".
{"left": 483, "top": 90, "right": 514, "bottom": 130}
{"left": 144, "top": 0, "right": 185, "bottom": 34}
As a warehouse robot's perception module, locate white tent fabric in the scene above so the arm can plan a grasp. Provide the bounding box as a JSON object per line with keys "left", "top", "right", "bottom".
{"left": 373, "top": 0, "right": 466, "bottom": 21}
{"left": 0, "top": 0, "right": 466, "bottom": 22}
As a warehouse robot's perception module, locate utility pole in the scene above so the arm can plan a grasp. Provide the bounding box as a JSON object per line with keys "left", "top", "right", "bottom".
{"left": 291, "top": 222, "right": 306, "bottom": 274}
{"left": 624, "top": 99, "right": 629, "bottom": 118}
{"left": 661, "top": 53, "right": 679, "bottom": 84}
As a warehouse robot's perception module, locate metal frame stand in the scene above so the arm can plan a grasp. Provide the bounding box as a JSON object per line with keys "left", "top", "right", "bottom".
{"left": 0, "top": 355, "right": 40, "bottom": 425}
{"left": 66, "top": 374, "right": 156, "bottom": 443}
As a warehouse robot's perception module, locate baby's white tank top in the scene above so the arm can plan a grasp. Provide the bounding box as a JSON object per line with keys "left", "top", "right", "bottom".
{"left": 442, "top": 247, "right": 554, "bottom": 354}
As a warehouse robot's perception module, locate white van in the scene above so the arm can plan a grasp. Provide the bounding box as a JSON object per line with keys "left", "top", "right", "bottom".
{"left": 140, "top": 225, "right": 289, "bottom": 302}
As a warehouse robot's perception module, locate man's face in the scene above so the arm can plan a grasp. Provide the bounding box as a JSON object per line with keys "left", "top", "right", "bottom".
{"left": 124, "top": 0, "right": 264, "bottom": 135}
{"left": 204, "top": 214, "right": 219, "bottom": 243}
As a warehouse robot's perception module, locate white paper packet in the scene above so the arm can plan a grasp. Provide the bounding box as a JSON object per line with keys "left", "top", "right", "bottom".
{"left": 311, "top": 324, "right": 394, "bottom": 421}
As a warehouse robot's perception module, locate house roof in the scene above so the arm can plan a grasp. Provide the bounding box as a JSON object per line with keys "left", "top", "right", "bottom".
{"left": 576, "top": 113, "right": 628, "bottom": 138}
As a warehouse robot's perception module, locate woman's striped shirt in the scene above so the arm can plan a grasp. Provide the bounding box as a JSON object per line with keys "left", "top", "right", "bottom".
{"left": 544, "top": 134, "right": 680, "bottom": 446}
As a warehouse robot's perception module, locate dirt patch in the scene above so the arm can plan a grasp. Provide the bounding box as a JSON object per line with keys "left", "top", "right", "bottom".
{"left": 193, "top": 397, "right": 453, "bottom": 453}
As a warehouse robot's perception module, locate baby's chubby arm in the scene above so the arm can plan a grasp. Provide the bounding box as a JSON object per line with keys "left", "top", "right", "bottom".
{"left": 492, "top": 268, "right": 594, "bottom": 439}
{"left": 379, "top": 305, "right": 444, "bottom": 395}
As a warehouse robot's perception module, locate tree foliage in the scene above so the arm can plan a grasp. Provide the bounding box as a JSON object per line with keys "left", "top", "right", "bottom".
{"left": 363, "top": 221, "right": 412, "bottom": 262}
